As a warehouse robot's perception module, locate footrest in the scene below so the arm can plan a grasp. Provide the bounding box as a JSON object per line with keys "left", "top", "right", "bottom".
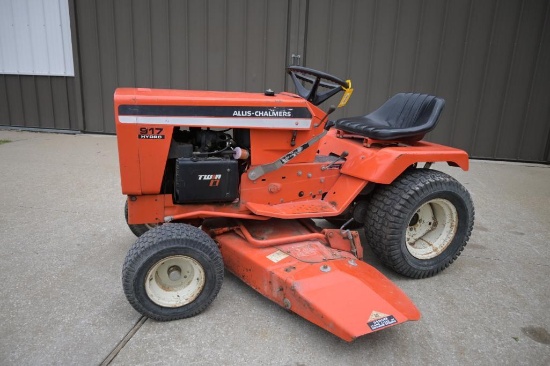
{"left": 246, "top": 200, "right": 339, "bottom": 219}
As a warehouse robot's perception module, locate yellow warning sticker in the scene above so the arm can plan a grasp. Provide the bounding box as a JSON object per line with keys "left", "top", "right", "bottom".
{"left": 338, "top": 80, "right": 354, "bottom": 108}
{"left": 368, "top": 311, "right": 391, "bottom": 322}
{"left": 266, "top": 250, "right": 289, "bottom": 263}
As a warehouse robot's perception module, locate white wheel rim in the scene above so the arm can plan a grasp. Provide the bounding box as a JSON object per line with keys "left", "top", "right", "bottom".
{"left": 405, "top": 198, "right": 458, "bottom": 260}
{"left": 145, "top": 255, "right": 205, "bottom": 307}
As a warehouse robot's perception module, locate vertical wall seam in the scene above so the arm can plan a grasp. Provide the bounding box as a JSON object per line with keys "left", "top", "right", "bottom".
{"left": 204, "top": 0, "right": 208, "bottom": 89}
{"left": 284, "top": 0, "right": 292, "bottom": 90}
{"left": 262, "top": 0, "right": 268, "bottom": 89}
{"left": 343, "top": 0, "right": 356, "bottom": 116}
{"left": 46, "top": 76, "right": 55, "bottom": 127}
{"left": 493, "top": 0, "right": 525, "bottom": 157}
{"left": 303, "top": 0, "right": 309, "bottom": 66}
{"left": 93, "top": 0, "right": 105, "bottom": 131}
{"left": 364, "top": 0, "right": 378, "bottom": 109}
{"left": 18, "top": 77, "right": 26, "bottom": 125}
{"left": 111, "top": 0, "right": 119, "bottom": 86}
{"left": 411, "top": 0, "right": 425, "bottom": 90}
{"left": 449, "top": 0, "right": 474, "bottom": 143}
{"left": 24, "top": 0, "right": 36, "bottom": 74}
{"left": 148, "top": 0, "right": 153, "bottom": 87}
{"left": 33, "top": 77, "right": 41, "bottom": 127}
{"left": 433, "top": 0, "right": 449, "bottom": 94}
{"left": 130, "top": 0, "right": 136, "bottom": 87}
{"left": 185, "top": 0, "right": 189, "bottom": 88}
{"left": 223, "top": 0, "right": 227, "bottom": 90}
{"left": 63, "top": 77, "right": 71, "bottom": 129}
{"left": 326, "top": 0, "right": 334, "bottom": 71}
{"left": 167, "top": 0, "right": 172, "bottom": 89}
{"left": 542, "top": 8, "right": 550, "bottom": 162}
{"left": 48, "top": 76, "right": 56, "bottom": 128}
{"left": 345, "top": 0, "right": 355, "bottom": 79}
{"left": 42, "top": 0, "right": 53, "bottom": 75}
{"left": 69, "top": 0, "right": 85, "bottom": 130}
{"left": 9, "top": 1, "right": 21, "bottom": 74}
{"left": 4, "top": 77, "right": 13, "bottom": 124}
{"left": 388, "top": 0, "right": 401, "bottom": 96}
{"left": 470, "top": 0, "right": 499, "bottom": 154}
{"left": 56, "top": 0, "right": 68, "bottom": 75}
{"left": 517, "top": 0, "right": 550, "bottom": 159}
{"left": 243, "top": 0, "right": 248, "bottom": 89}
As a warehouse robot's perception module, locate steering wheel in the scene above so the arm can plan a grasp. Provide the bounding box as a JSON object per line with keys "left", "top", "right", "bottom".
{"left": 287, "top": 66, "right": 349, "bottom": 106}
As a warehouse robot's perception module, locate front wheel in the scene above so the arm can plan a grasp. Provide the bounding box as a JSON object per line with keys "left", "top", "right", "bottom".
{"left": 364, "top": 169, "right": 474, "bottom": 279}
{"left": 122, "top": 223, "right": 224, "bottom": 320}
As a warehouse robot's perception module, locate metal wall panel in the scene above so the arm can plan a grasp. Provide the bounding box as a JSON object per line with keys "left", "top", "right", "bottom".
{"left": 0, "top": 75, "right": 77, "bottom": 129}
{"left": 75, "top": 0, "right": 290, "bottom": 133}
{"left": 0, "top": 0, "right": 74, "bottom": 76}
{"left": 304, "top": 0, "right": 550, "bottom": 162}
{"left": 0, "top": 0, "right": 80, "bottom": 130}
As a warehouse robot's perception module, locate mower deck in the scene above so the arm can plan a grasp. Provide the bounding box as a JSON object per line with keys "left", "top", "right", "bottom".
{"left": 206, "top": 219, "right": 420, "bottom": 341}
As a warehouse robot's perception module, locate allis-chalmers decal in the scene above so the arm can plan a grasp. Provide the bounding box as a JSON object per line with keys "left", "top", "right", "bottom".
{"left": 232, "top": 109, "right": 293, "bottom": 117}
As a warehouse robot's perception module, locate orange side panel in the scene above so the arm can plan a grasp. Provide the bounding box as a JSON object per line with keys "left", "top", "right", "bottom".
{"left": 127, "top": 195, "right": 165, "bottom": 224}
{"left": 137, "top": 127, "right": 173, "bottom": 194}
{"left": 319, "top": 130, "right": 469, "bottom": 184}
{"left": 250, "top": 129, "right": 318, "bottom": 165}
{"left": 115, "top": 93, "right": 142, "bottom": 195}
{"left": 240, "top": 162, "right": 340, "bottom": 205}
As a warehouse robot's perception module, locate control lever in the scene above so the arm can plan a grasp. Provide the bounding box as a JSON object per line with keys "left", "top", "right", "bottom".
{"left": 248, "top": 105, "right": 336, "bottom": 181}
{"left": 321, "top": 151, "right": 349, "bottom": 171}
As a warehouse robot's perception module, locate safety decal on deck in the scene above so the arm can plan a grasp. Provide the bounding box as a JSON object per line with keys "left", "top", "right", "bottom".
{"left": 266, "top": 250, "right": 289, "bottom": 263}
{"left": 367, "top": 311, "right": 397, "bottom": 331}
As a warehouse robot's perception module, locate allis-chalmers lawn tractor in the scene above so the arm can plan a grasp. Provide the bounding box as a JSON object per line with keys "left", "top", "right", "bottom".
{"left": 115, "top": 66, "right": 474, "bottom": 341}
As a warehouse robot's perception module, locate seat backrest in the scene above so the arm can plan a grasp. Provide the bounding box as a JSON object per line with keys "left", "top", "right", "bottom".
{"left": 373, "top": 93, "right": 444, "bottom": 129}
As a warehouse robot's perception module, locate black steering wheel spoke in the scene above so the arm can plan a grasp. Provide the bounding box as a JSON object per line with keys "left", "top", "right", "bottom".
{"left": 287, "top": 66, "right": 348, "bottom": 106}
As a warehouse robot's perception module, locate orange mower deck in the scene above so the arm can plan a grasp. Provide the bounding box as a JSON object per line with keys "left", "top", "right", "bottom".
{"left": 206, "top": 219, "right": 421, "bottom": 341}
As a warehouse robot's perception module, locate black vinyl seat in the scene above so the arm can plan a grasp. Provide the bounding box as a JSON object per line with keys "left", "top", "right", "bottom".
{"left": 334, "top": 93, "right": 445, "bottom": 141}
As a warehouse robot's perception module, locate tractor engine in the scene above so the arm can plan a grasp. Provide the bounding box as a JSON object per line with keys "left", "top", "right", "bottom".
{"left": 168, "top": 127, "right": 247, "bottom": 204}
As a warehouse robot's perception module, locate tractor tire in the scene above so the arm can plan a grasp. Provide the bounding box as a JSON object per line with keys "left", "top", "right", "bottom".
{"left": 364, "top": 169, "right": 474, "bottom": 279}
{"left": 122, "top": 223, "right": 224, "bottom": 321}
{"left": 125, "top": 200, "right": 157, "bottom": 237}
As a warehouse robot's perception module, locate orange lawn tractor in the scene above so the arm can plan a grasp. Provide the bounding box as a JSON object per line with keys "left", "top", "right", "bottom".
{"left": 115, "top": 66, "right": 474, "bottom": 341}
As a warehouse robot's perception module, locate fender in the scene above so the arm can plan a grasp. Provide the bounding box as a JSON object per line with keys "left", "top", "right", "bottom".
{"left": 319, "top": 129, "right": 469, "bottom": 185}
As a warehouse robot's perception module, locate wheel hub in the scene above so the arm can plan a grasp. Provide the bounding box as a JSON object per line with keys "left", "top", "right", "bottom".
{"left": 145, "top": 255, "right": 206, "bottom": 308}
{"left": 167, "top": 265, "right": 182, "bottom": 281}
{"left": 405, "top": 198, "right": 458, "bottom": 260}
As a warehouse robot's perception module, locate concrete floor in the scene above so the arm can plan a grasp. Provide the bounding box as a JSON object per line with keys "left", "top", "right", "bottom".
{"left": 0, "top": 130, "right": 549, "bottom": 365}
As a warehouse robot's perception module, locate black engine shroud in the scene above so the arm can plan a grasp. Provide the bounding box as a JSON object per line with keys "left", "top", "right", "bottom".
{"left": 174, "top": 158, "right": 239, "bottom": 204}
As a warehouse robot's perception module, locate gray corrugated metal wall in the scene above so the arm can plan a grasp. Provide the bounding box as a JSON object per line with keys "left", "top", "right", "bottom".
{"left": 305, "top": 0, "right": 550, "bottom": 162}
{"left": 75, "top": 0, "right": 290, "bottom": 133}
{"left": 0, "top": 0, "right": 81, "bottom": 130}
{"left": 0, "top": 75, "right": 80, "bottom": 129}
{"left": 1, "top": 0, "right": 549, "bottom": 162}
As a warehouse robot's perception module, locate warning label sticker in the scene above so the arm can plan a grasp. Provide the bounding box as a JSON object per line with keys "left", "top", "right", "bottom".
{"left": 368, "top": 311, "right": 390, "bottom": 322}
{"left": 368, "top": 315, "right": 397, "bottom": 331}
{"left": 266, "top": 250, "right": 289, "bottom": 263}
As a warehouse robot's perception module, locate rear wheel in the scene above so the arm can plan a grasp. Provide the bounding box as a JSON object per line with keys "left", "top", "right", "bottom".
{"left": 122, "top": 223, "right": 224, "bottom": 320}
{"left": 364, "top": 169, "right": 474, "bottom": 278}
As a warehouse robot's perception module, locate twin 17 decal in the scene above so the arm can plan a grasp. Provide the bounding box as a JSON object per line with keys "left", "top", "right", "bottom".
{"left": 139, "top": 127, "right": 164, "bottom": 139}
